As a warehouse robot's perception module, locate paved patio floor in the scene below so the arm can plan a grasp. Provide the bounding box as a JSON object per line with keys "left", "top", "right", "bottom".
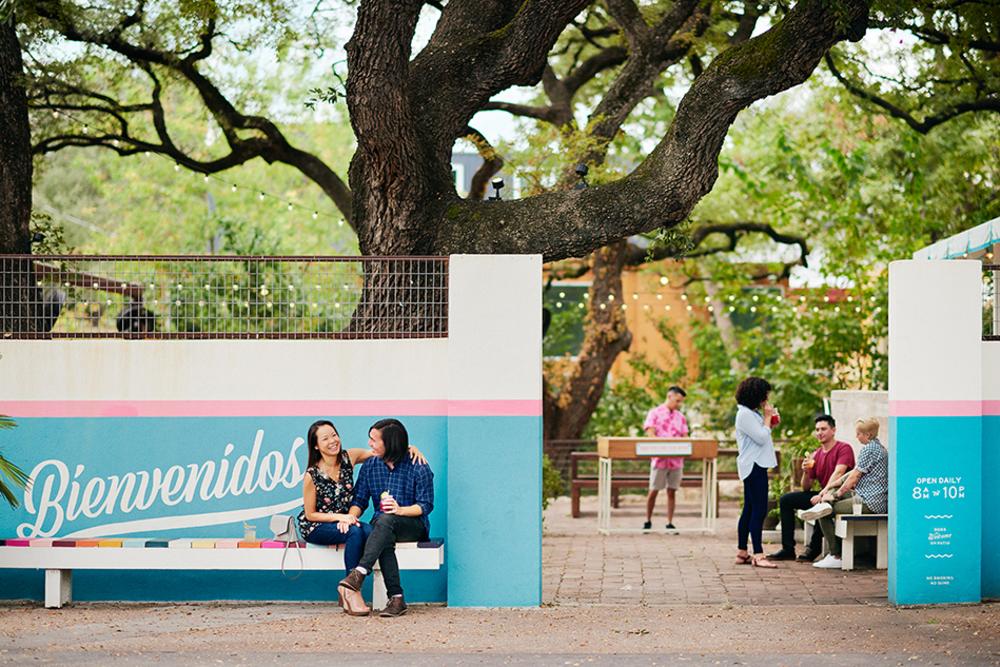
{"left": 543, "top": 495, "right": 888, "bottom": 606}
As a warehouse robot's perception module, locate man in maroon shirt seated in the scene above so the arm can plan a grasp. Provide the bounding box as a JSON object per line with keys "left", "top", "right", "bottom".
{"left": 769, "top": 415, "right": 855, "bottom": 562}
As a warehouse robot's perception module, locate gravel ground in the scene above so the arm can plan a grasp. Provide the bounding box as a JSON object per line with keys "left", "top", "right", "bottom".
{"left": 2, "top": 601, "right": 998, "bottom": 665}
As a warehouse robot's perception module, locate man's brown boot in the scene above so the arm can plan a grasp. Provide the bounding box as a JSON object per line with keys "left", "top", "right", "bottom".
{"left": 338, "top": 568, "right": 366, "bottom": 592}
{"left": 379, "top": 595, "right": 408, "bottom": 617}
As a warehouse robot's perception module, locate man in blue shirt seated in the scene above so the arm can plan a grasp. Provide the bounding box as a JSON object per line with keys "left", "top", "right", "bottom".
{"left": 338, "top": 418, "right": 433, "bottom": 617}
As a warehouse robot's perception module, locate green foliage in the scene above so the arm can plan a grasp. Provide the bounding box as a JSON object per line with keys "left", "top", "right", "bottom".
{"left": 542, "top": 454, "right": 565, "bottom": 511}
{"left": 583, "top": 316, "right": 687, "bottom": 438}
{"left": 681, "top": 86, "right": 999, "bottom": 443}
{"left": 0, "top": 416, "right": 29, "bottom": 509}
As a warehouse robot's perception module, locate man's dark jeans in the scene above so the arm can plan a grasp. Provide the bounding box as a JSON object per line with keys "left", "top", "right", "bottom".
{"left": 780, "top": 491, "right": 824, "bottom": 552}
{"left": 357, "top": 513, "right": 426, "bottom": 597}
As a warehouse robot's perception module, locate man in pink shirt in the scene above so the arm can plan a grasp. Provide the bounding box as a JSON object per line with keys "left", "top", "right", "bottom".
{"left": 643, "top": 386, "right": 689, "bottom": 531}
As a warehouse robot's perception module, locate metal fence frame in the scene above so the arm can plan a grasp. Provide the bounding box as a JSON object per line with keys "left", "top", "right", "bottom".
{"left": 0, "top": 254, "right": 449, "bottom": 340}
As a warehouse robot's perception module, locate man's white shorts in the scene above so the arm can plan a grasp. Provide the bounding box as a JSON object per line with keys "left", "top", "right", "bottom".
{"left": 649, "top": 466, "right": 682, "bottom": 491}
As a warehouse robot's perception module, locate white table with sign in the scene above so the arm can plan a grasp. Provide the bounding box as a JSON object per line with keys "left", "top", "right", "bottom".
{"left": 596, "top": 436, "right": 719, "bottom": 534}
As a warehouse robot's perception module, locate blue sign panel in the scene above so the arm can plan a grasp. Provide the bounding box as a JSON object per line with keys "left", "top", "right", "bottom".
{"left": 890, "top": 416, "right": 982, "bottom": 604}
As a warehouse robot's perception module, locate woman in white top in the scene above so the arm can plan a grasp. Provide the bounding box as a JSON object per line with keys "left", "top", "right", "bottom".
{"left": 734, "top": 377, "right": 779, "bottom": 568}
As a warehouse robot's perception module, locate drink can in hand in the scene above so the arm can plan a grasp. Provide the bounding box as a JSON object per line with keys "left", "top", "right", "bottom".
{"left": 771, "top": 407, "right": 781, "bottom": 427}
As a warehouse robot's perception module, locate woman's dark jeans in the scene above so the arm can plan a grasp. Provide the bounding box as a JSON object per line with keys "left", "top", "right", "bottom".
{"left": 305, "top": 522, "right": 373, "bottom": 576}
{"left": 738, "top": 464, "right": 769, "bottom": 555}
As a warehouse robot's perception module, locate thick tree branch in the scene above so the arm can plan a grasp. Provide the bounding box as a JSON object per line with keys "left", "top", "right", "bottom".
{"left": 826, "top": 53, "right": 1000, "bottom": 134}
{"left": 29, "top": 1, "right": 355, "bottom": 227}
{"left": 434, "top": 0, "right": 870, "bottom": 261}
{"left": 550, "top": 221, "right": 810, "bottom": 279}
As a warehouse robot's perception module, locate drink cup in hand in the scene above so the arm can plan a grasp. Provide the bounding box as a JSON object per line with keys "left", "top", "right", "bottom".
{"left": 380, "top": 491, "right": 395, "bottom": 513}
{"left": 771, "top": 407, "right": 781, "bottom": 428}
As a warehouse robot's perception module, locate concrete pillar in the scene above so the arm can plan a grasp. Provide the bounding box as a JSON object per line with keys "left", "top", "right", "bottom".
{"left": 888, "top": 260, "right": 982, "bottom": 604}
{"left": 446, "top": 255, "right": 542, "bottom": 606}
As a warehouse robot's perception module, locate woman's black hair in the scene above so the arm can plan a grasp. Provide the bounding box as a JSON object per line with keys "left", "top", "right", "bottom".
{"left": 735, "top": 377, "right": 772, "bottom": 411}
{"left": 370, "top": 418, "right": 409, "bottom": 465}
{"left": 306, "top": 419, "right": 347, "bottom": 469}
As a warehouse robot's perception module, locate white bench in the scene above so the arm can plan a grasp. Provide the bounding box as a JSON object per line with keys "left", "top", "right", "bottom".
{"left": 835, "top": 513, "right": 888, "bottom": 571}
{"left": 0, "top": 539, "right": 444, "bottom": 609}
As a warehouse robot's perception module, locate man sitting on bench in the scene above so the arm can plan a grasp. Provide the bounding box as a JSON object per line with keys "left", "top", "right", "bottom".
{"left": 769, "top": 414, "right": 854, "bottom": 562}
{"left": 809, "top": 418, "right": 889, "bottom": 569}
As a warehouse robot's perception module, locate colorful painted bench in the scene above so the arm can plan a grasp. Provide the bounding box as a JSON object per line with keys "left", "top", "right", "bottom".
{"left": 0, "top": 537, "right": 445, "bottom": 609}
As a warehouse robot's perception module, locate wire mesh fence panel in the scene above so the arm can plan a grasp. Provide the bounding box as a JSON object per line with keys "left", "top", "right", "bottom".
{"left": 0, "top": 256, "right": 448, "bottom": 339}
{"left": 985, "top": 264, "right": 998, "bottom": 341}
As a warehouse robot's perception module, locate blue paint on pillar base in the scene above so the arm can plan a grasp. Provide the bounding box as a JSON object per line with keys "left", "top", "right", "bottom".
{"left": 984, "top": 415, "right": 1000, "bottom": 600}
{"left": 890, "top": 416, "right": 982, "bottom": 605}
{"left": 446, "top": 416, "right": 541, "bottom": 606}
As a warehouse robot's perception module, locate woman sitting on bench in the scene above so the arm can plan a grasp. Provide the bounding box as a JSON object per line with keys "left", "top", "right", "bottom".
{"left": 811, "top": 418, "right": 888, "bottom": 569}
{"left": 296, "top": 419, "right": 426, "bottom": 616}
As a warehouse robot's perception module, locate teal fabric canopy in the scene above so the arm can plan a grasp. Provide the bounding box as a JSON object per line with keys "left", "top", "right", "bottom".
{"left": 914, "top": 216, "right": 1000, "bottom": 260}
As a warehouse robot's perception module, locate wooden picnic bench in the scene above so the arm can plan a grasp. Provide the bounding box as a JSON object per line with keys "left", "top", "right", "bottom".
{"left": 569, "top": 450, "right": 743, "bottom": 519}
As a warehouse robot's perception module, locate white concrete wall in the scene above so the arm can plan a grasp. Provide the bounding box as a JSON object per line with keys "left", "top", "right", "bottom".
{"left": 830, "top": 390, "right": 889, "bottom": 455}
{"left": 889, "top": 260, "right": 983, "bottom": 403}
{"left": 447, "top": 255, "right": 542, "bottom": 402}
{"left": 0, "top": 339, "right": 448, "bottom": 401}
{"left": 984, "top": 342, "right": 1000, "bottom": 402}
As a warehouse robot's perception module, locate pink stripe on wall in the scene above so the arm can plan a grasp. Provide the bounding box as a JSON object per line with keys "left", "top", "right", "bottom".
{"left": 889, "top": 400, "right": 984, "bottom": 417}
{"left": 1, "top": 399, "right": 542, "bottom": 418}
{"left": 985, "top": 401, "right": 1000, "bottom": 416}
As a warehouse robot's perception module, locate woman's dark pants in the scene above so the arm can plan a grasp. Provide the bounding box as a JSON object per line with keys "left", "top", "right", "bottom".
{"left": 738, "top": 464, "right": 769, "bottom": 555}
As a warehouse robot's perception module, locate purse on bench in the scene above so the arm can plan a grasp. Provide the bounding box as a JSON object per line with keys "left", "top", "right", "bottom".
{"left": 269, "top": 514, "right": 304, "bottom": 579}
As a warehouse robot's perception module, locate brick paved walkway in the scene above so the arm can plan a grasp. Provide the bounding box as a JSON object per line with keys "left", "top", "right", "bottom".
{"left": 543, "top": 495, "right": 888, "bottom": 606}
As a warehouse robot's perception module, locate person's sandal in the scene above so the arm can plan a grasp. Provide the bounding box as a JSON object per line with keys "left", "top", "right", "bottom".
{"left": 752, "top": 554, "right": 778, "bottom": 568}
{"left": 735, "top": 552, "right": 752, "bottom": 565}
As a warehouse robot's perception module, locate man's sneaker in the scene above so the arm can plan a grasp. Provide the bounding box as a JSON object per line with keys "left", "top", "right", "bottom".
{"left": 797, "top": 547, "right": 821, "bottom": 562}
{"left": 768, "top": 548, "right": 797, "bottom": 561}
{"left": 379, "top": 595, "right": 408, "bottom": 617}
{"left": 665, "top": 523, "right": 676, "bottom": 531}
{"left": 798, "top": 502, "right": 833, "bottom": 522}
{"left": 812, "top": 554, "right": 843, "bottom": 569}
{"left": 642, "top": 521, "right": 652, "bottom": 530}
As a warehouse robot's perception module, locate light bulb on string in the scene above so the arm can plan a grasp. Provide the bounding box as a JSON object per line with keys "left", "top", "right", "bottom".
{"left": 231, "top": 184, "right": 237, "bottom": 193}
{"left": 312, "top": 211, "right": 318, "bottom": 220}
{"left": 287, "top": 203, "right": 293, "bottom": 212}
{"left": 258, "top": 192, "right": 265, "bottom": 201}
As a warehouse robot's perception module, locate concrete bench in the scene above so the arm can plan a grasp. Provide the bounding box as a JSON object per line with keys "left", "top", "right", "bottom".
{"left": 835, "top": 513, "right": 888, "bottom": 571}
{"left": 0, "top": 537, "right": 444, "bottom": 609}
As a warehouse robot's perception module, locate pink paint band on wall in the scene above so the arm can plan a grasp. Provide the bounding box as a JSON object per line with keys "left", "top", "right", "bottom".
{"left": 0, "top": 399, "right": 543, "bottom": 418}
{"left": 889, "top": 400, "right": 985, "bottom": 417}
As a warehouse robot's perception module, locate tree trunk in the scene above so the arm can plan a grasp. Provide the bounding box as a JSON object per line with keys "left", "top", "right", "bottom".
{"left": 543, "top": 240, "right": 633, "bottom": 441}
{"left": 0, "top": 18, "right": 40, "bottom": 335}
